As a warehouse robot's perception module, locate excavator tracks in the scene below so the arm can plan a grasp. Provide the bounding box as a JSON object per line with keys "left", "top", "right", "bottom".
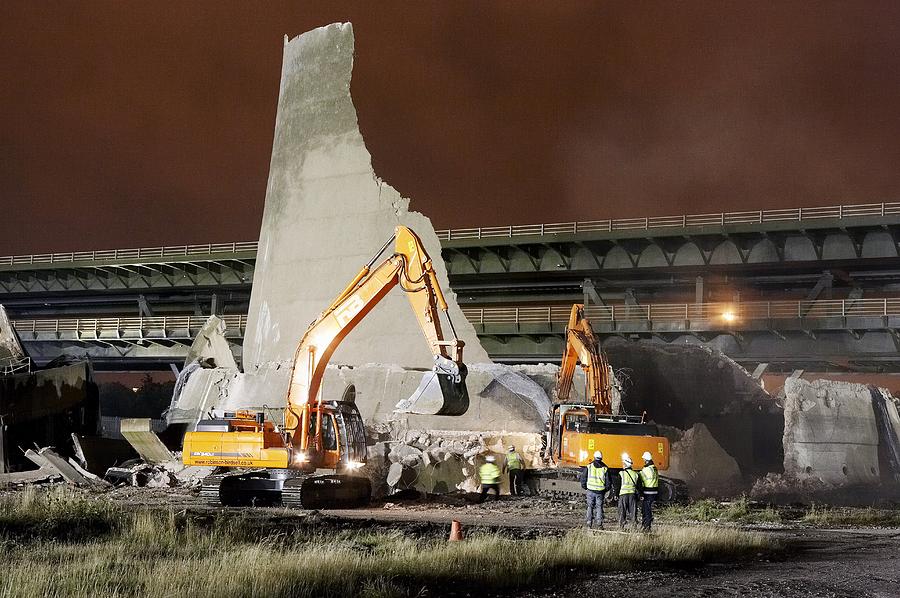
{"left": 199, "top": 470, "right": 372, "bottom": 509}
{"left": 284, "top": 474, "right": 372, "bottom": 510}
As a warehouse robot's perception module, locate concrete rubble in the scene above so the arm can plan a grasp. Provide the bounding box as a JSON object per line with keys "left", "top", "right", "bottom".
{"left": 665, "top": 423, "right": 743, "bottom": 496}
{"left": 23, "top": 447, "right": 107, "bottom": 488}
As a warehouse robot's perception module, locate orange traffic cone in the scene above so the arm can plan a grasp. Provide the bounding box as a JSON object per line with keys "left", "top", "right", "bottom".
{"left": 449, "top": 519, "right": 464, "bottom": 542}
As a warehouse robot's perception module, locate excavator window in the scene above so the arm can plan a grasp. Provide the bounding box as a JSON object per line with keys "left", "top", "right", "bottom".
{"left": 308, "top": 413, "right": 338, "bottom": 451}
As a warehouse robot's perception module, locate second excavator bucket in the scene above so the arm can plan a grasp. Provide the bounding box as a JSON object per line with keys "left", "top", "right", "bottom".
{"left": 395, "top": 356, "right": 469, "bottom": 416}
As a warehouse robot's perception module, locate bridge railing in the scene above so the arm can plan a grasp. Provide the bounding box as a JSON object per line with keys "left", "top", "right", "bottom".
{"left": 461, "top": 298, "right": 900, "bottom": 325}
{"left": 3, "top": 202, "right": 900, "bottom": 265}
{"left": 0, "top": 242, "right": 259, "bottom": 267}
{"left": 437, "top": 201, "right": 900, "bottom": 240}
{"left": 13, "top": 315, "right": 248, "bottom": 336}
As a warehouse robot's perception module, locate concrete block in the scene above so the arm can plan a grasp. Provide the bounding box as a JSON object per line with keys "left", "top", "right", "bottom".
{"left": 783, "top": 378, "right": 880, "bottom": 486}
{"left": 120, "top": 418, "right": 175, "bottom": 464}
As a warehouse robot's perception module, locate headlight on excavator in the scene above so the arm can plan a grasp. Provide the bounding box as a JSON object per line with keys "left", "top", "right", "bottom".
{"left": 293, "top": 451, "right": 309, "bottom": 465}
{"left": 346, "top": 460, "right": 364, "bottom": 470}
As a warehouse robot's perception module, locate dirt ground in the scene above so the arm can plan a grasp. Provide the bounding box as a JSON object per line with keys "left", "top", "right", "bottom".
{"left": 96, "top": 486, "right": 900, "bottom": 597}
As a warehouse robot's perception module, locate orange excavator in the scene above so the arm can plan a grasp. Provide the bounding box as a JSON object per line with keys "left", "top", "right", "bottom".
{"left": 182, "top": 226, "right": 469, "bottom": 508}
{"left": 531, "top": 304, "right": 682, "bottom": 501}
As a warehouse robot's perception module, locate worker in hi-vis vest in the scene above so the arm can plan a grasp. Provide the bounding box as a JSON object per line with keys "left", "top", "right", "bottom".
{"left": 639, "top": 451, "right": 659, "bottom": 531}
{"left": 478, "top": 455, "right": 501, "bottom": 503}
{"left": 503, "top": 445, "right": 526, "bottom": 496}
{"left": 617, "top": 452, "right": 640, "bottom": 531}
{"left": 579, "top": 450, "right": 610, "bottom": 528}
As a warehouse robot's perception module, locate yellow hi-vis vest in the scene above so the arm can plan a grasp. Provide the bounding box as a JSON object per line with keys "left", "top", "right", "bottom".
{"left": 619, "top": 469, "right": 639, "bottom": 495}
{"left": 479, "top": 463, "right": 501, "bottom": 485}
{"left": 506, "top": 452, "right": 523, "bottom": 470}
{"left": 640, "top": 464, "right": 659, "bottom": 490}
{"left": 586, "top": 463, "right": 607, "bottom": 491}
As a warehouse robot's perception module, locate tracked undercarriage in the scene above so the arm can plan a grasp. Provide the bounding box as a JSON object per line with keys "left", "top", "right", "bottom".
{"left": 200, "top": 469, "right": 372, "bottom": 509}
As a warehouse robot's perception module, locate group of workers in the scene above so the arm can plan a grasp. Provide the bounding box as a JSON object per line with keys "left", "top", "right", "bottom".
{"left": 581, "top": 449, "right": 658, "bottom": 531}
{"left": 477, "top": 446, "right": 658, "bottom": 531}
{"left": 477, "top": 444, "right": 526, "bottom": 502}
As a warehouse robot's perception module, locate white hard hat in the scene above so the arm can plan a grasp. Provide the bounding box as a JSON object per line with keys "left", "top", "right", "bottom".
{"left": 485, "top": 455, "right": 496, "bottom": 463}
{"left": 621, "top": 452, "right": 632, "bottom": 466}
{"left": 508, "top": 445, "right": 516, "bottom": 451}
{"left": 593, "top": 450, "right": 603, "bottom": 459}
{"left": 642, "top": 451, "right": 653, "bottom": 461}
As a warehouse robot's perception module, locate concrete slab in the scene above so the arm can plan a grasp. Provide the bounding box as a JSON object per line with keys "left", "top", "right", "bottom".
{"left": 0, "top": 468, "right": 57, "bottom": 485}
{"left": 120, "top": 418, "right": 176, "bottom": 464}
{"left": 183, "top": 315, "right": 237, "bottom": 370}
{"left": 26, "top": 447, "right": 93, "bottom": 486}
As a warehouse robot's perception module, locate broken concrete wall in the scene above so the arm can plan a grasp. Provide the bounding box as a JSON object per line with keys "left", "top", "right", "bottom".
{"left": 166, "top": 23, "right": 547, "bottom": 451}
{"left": 0, "top": 362, "right": 99, "bottom": 471}
{"left": 605, "top": 341, "right": 782, "bottom": 478}
{"left": 183, "top": 316, "right": 237, "bottom": 370}
{"left": 244, "top": 22, "right": 488, "bottom": 374}
{"left": 168, "top": 362, "right": 551, "bottom": 433}
{"left": 782, "top": 378, "right": 880, "bottom": 486}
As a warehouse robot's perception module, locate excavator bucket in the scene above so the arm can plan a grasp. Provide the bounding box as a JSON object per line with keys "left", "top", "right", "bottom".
{"left": 395, "top": 357, "right": 469, "bottom": 416}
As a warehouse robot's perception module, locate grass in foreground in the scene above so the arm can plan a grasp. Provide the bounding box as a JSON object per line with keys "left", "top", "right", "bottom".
{"left": 0, "top": 488, "right": 771, "bottom": 598}
{"left": 660, "top": 497, "right": 781, "bottom": 525}
{"left": 800, "top": 505, "right": 900, "bottom": 527}
{"left": 659, "top": 497, "right": 900, "bottom": 528}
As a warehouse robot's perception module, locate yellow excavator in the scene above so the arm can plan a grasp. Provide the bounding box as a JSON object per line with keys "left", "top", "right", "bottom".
{"left": 531, "top": 304, "right": 683, "bottom": 501}
{"left": 182, "top": 226, "right": 469, "bottom": 508}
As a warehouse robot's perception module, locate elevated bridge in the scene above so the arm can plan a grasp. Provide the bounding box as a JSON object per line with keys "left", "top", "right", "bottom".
{"left": 3, "top": 201, "right": 900, "bottom": 372}
{"left": 12, "top": 297, "right": 900, "bottom": 373}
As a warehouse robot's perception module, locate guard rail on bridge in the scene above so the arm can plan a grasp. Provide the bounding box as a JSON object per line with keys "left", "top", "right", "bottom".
{"left": 0, "top": 242, "right": 258, "bottom": 267}
{"left": 2, "top": 201, "right": 898, "bottom": 266}
{"left": 462, "top": 298, "right": 900, "bottom": 327}
{"left": 436, "top": 201, "right": 900, "bottom": 240}
{"left": 13, "top": 314, "right": 248, "bottom": 339}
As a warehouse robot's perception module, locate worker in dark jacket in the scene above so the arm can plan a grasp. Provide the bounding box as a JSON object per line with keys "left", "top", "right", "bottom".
{"left": 617, "top": 452, "right": 640, "bottom": 531}
{"left": 580, "top": 450, "right": 611, "bottom": 529}
{"left": 639, "top": 451, "right": 659, "bottom": 531}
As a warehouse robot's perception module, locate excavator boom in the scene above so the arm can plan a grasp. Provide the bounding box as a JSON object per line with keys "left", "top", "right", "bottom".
{"left": 183, "top": 225, "right": 469, "bottom": 508}
{"left": 556, "top": 304, "right": 613, "bottom": 413}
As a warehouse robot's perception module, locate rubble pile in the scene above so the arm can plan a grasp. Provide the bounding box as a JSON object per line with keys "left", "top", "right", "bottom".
{"left": 665, "top": 423, "right": 743, "bottom": 496}
{"left": 374, "top": 429, "right": 543, "bottom": 496}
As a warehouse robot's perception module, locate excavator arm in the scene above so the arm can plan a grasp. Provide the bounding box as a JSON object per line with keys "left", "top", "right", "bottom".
{"left": 284, "top": 226, "right": 468, "bottom": 456}
{"left": 556, "top": 304, "right": 613, "bottom": 413}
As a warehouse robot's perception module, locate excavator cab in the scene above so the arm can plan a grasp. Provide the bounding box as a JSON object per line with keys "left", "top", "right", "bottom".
{"left": 305, "top": 401, "right": 367, "bottom": 470}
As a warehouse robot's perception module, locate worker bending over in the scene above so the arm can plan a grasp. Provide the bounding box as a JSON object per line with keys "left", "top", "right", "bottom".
{"left": 639, "top": 451, "right": 659, "bottom": 531}
{"left": 504, "top": 445, "right": 526, "bottom": 496}
{"left": 580, "top": 450, "right": 610, "bottom": 529}
{"left": 478, "top": 455, "right": 501, "bottom": 503}
{"left": 617, "top": 452, "right": 640, "bottom": 531}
